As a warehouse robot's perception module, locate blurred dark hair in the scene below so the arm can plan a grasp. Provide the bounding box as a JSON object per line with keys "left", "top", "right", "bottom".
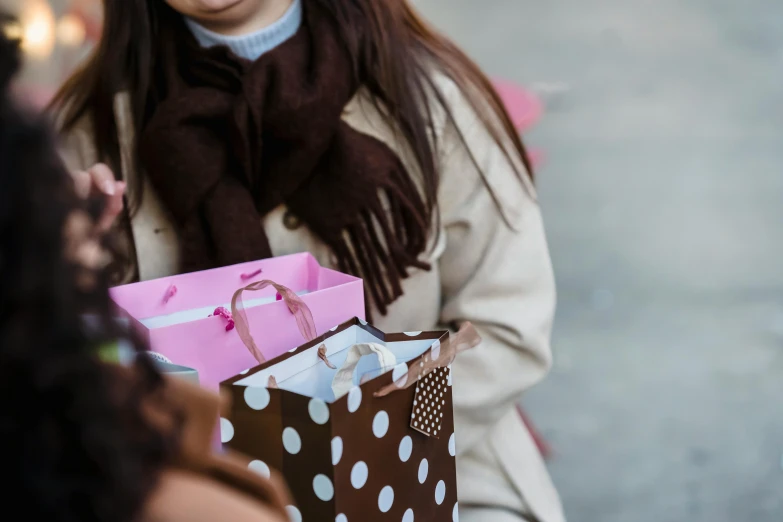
{"left": 0, "top": 21, "right": 174, "bottom": 522}
{"left": 52, "top": 0, "right": 533, "bottom": 220}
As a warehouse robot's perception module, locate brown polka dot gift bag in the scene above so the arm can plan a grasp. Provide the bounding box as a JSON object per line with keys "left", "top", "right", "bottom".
{"left": 220, "top": 309, "right": 480, "bottom": 522}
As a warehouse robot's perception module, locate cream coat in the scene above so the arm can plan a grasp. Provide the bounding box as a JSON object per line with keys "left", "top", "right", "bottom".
{"left": 60, "top": 74, "right": 565, "bottom": 522}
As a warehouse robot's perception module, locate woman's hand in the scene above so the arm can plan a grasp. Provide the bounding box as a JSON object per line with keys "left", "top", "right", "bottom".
{"left": 70, "top": 163, "right": 126, "bottom": 232}
{"left": 65, "top": 164, "right": 123, "bottom": 289}
{"left": 63, "top": 209, "right": 111, "bottom": 290}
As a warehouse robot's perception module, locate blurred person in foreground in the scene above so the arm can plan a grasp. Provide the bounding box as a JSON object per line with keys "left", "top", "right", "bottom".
{"left": 0, "top": 25, "right": 291, "bottom": 522}
{"left": 53, "top": 1, "right": 564, "bottom": 520}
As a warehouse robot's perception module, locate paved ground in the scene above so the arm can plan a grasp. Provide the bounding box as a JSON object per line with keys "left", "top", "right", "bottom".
{"left": 416, "top": 0, "right": 783, "bottom": 520}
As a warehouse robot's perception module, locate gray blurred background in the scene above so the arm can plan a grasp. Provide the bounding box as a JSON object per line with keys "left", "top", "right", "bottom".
{"left": 4, "top": 0, "right": 782, "bottom": 520}
{"left": 415, "top": 0, "right": 783, "bottom": 521}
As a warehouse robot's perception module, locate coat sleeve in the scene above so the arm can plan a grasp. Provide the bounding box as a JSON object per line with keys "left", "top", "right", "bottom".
{"left": 435, "top": 79, "right": 557, "bottom": 454}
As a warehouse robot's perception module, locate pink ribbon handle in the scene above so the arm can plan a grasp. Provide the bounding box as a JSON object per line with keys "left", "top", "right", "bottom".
{"left": 231, "top": 280, "right": 317, "bottom": 364}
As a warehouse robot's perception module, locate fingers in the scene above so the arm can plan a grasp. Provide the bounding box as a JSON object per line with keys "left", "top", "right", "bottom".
{"left": 71, "top": 169, "right": 92, "bottom": 199}
{"left": 88, "top": 163, "right": 117, "bottom": 196}
{"left": 70, "top": 164, "right": 125, "bottom": 232}
{"left": 96, "top": 181, "right": 126, "bottom": 232}
{"left": 63, "top": 210, "right": 111, "bottom": 291}
{"left": 71, "top": 163, "right": 120, "bottom": 198}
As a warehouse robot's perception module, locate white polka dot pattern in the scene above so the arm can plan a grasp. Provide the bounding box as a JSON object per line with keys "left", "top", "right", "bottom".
{"left": 392, "top": 362, "right": 408, "bottom": 383}
{"left": 308, "top": 398, "right": 330, "bottom": 424}
{"left": 418, "top": 458, "right": 429, "bottom": 484}
{"left": 244, "top": 386, "right": 270, "bottom": 410}
{"left": 410, "top": 366, "right": 449, "bottom": 437}
{"left": 350, "top": 461, "right": 368, "bottom": 489}
{"left": 248, "top": 460, "right": 270, "bottom": 478}
{"left": 313, "top": 474, "right": 334, "bottom": 501}
{"left": 403, "top": 508, "right": 415, "bottom": 522}
{"left": 286, "top": 505, "right": 302, "bottom": 522}
{"left": 336, "top": 515, "right": 348, "bottom": 522}
{"left": 398, "top": 436, "right": 413, "bottom": 462}
{"left": 282, "top": 427, "right": 301, "bottom": 454}
{"left": 347, "top": 386, "right": 362, "bottom": 413}
{"left": 449, "top": 433, "right": 456, "bottom": 457}
{"left": 453, "top": 502, "right": 459, "bottom": 521}
{"left": 378, "top": 486, "right": 394, "bottom": 512}
{"left": 435, "top": 480, "right": 446, "bottom": 505}
{"left": 219, "top": 418, "right": 234, "bottom": 443}
{"left": 373, "top": 411, "right": 389, "bottom": 438}
{"left": 331, "top": 436, "right": 343, "bottom": 465}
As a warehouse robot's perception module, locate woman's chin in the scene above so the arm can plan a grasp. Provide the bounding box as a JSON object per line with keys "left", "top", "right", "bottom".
{"left": 194, "top": 0, "right": 246, "bottom": 15}
{"left": 181, "top": 0, "right": 286, "bottom": 35}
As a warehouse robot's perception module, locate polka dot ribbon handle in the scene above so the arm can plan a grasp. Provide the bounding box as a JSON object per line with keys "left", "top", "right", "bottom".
{"left": 331, "top": 342, "right": 398, "bottom": 399}
{"left": 231, "top": 280, "right": 317, "bottom": 364}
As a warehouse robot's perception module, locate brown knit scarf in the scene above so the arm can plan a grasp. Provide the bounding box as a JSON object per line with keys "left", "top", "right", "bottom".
{"left": 139, "top": 2, "right": 430, "bottom": 315}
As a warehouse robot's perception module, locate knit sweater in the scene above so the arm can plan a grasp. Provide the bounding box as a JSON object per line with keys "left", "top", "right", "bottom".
{"left": 185, "top": 0, "right": 302, "bottom": 61}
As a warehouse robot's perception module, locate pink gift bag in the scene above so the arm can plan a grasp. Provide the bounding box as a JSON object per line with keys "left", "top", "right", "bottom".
{"left": 110, "top": 253, "right": 365, "bottom": 392}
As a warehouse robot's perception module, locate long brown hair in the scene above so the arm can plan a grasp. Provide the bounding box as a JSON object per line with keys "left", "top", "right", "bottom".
{"left": 52, "top": 0, "right": 533, "bottom": 220}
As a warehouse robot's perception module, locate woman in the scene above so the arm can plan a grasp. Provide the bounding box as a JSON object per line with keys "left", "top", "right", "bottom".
{"left": 0, "top": 26, "right": 291, "bottom": 522}
{"left": 54, "top": 1, "right": 564, "bottom": 521}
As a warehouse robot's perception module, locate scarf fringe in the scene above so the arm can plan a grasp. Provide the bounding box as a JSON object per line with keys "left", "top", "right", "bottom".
{"left": 333, "top": 183, "right": 431, "bottom": 318}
